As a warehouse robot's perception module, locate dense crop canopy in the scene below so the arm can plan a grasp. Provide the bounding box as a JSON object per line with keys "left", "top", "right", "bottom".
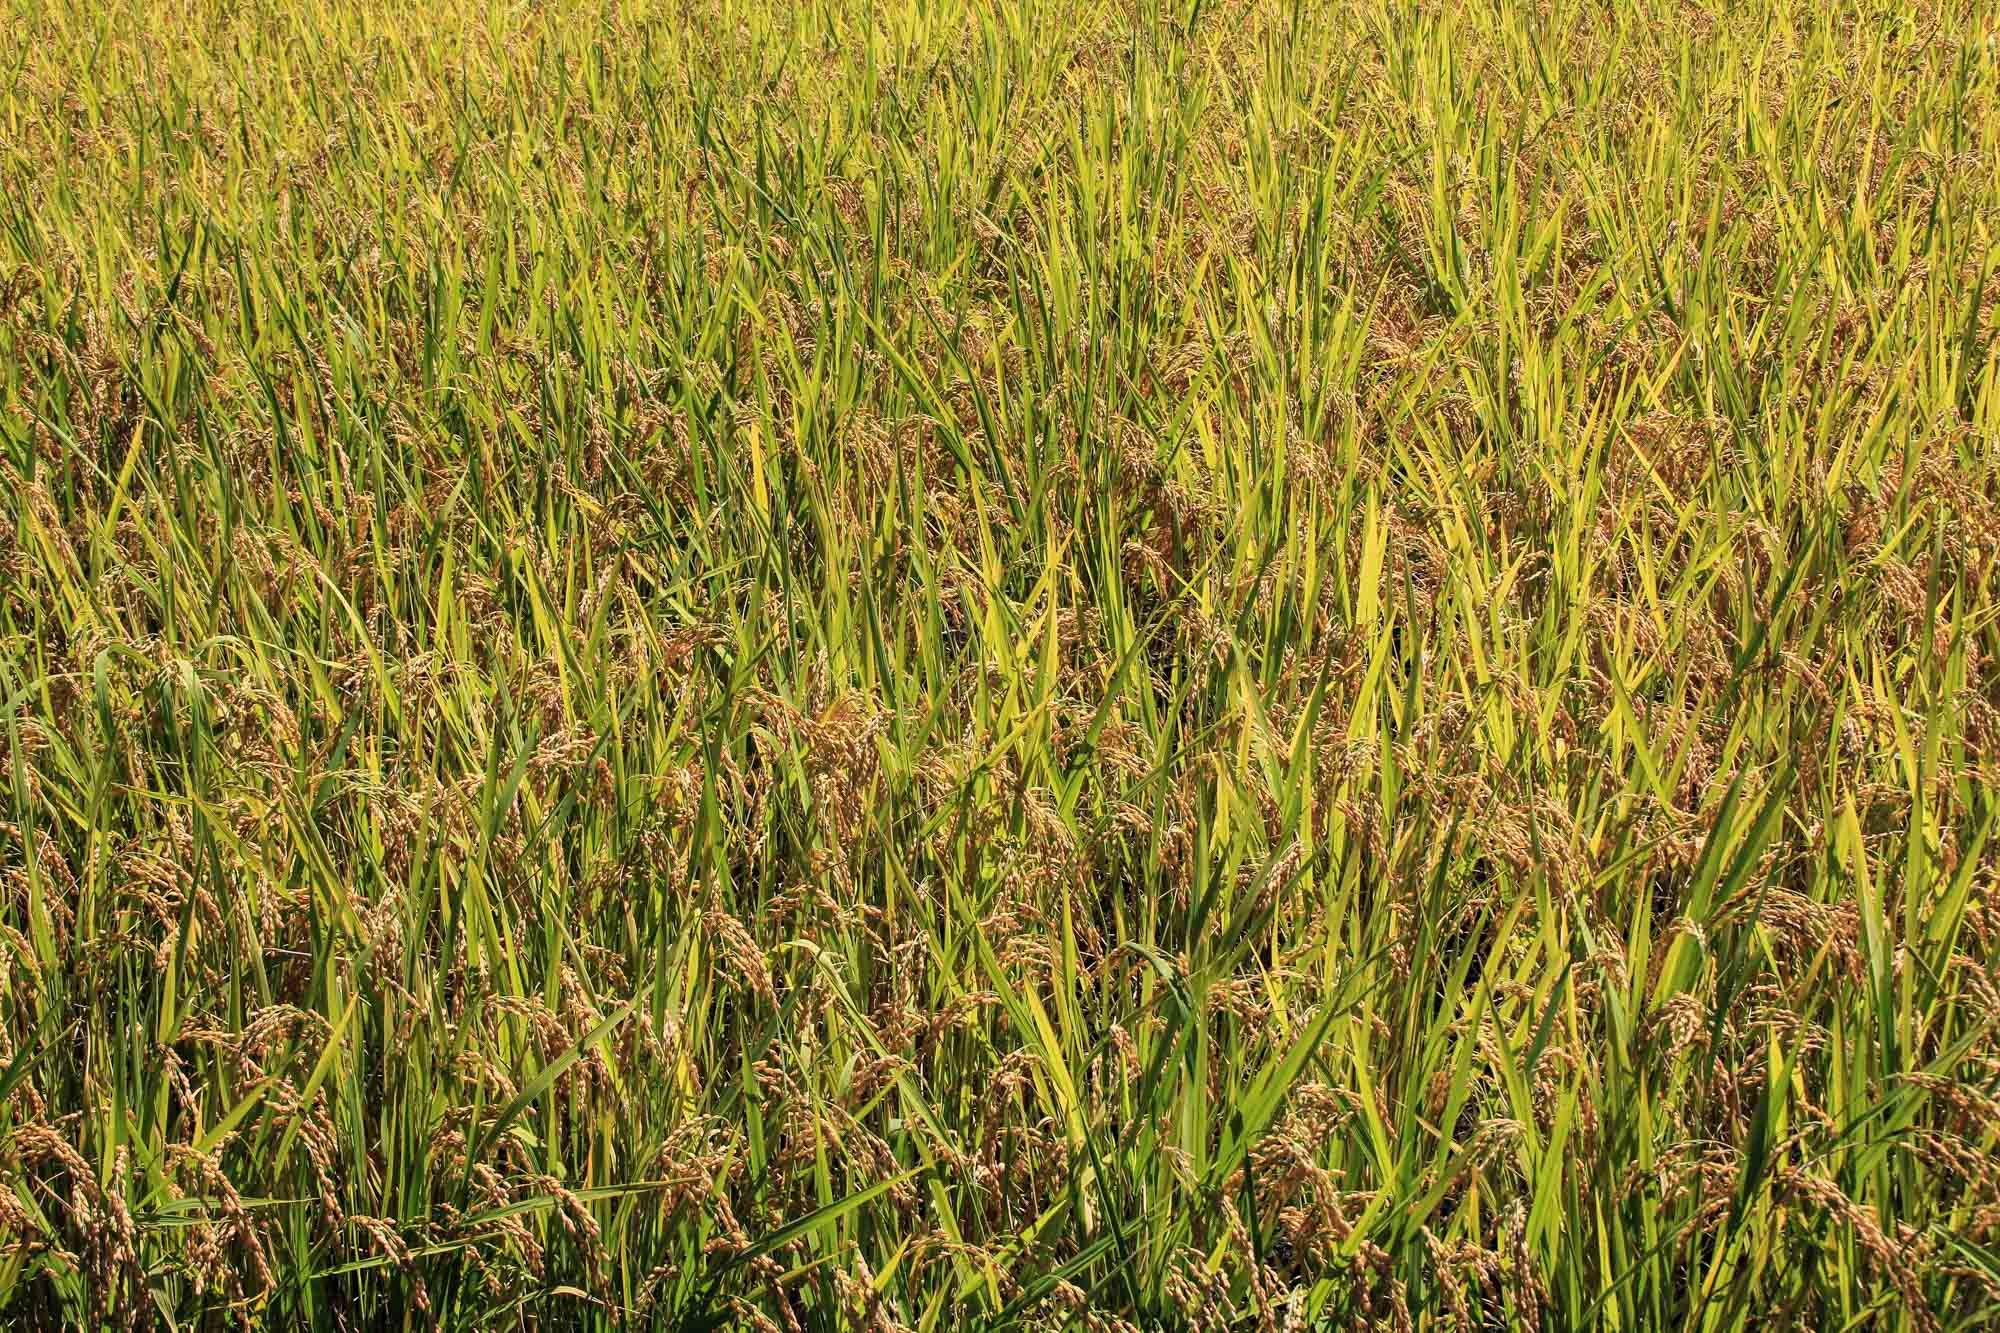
{"left": 2, "top": 0, "right": 1999, "bottom": 1326}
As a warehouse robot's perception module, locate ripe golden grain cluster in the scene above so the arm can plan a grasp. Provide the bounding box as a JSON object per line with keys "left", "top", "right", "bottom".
{"left": 2, "top": 0, "right": 1998, "bottom": 1326}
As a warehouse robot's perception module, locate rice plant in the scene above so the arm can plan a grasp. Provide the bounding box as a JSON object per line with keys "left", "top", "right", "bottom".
{"left": 2, "top": 0, "right": 1998, "bottom": 1326}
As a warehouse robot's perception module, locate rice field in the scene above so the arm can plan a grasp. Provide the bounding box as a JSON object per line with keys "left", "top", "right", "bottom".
{"left": 3, "top": 0, "right": 1999, "bottom": 1326}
